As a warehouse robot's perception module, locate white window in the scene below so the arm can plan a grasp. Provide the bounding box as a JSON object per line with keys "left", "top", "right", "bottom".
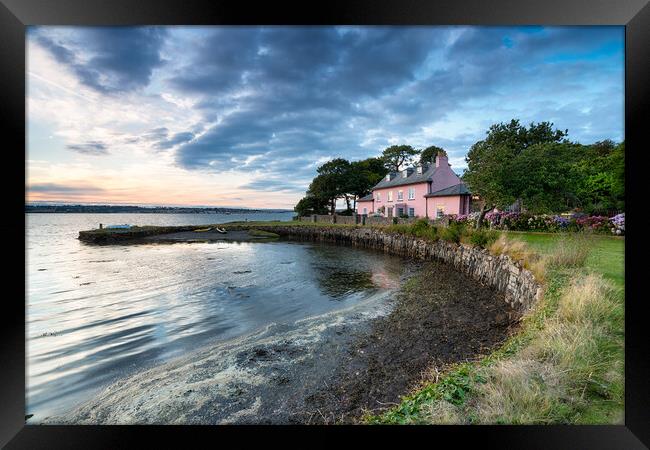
{"left": 397, "top": 190, "right": 403, "bottom": 201}
{"left": 408, "top": 187, "right": 415, "bottom": 200}
{"left": 408, "top": 208, "right": 415, "bottom": 217}
{"left": 363, "top": 207, "right": 367, "bottom": 215}
{"left": 397, "top": 207, "right": 404, "bottom": 216}
{"left": 388, "top": 191, "right": 393, "bottom": 202}
{"left": 376, "top": 192, "right": 381, "bottom": 202}
{"left": 436, "top": 207, "right": 444, "bottom": 218}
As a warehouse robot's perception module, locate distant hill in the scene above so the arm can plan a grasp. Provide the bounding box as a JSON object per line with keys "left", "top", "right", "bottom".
{"left": 25, "top": 204, "right": 292, "bottom": 214}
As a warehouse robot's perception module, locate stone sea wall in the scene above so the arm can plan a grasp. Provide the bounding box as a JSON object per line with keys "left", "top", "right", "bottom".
{"left": 222, "top": 225, "right": 543, "bottom": 311}
{"left": 79, "top": 224, "right": 542, "bottom": 311}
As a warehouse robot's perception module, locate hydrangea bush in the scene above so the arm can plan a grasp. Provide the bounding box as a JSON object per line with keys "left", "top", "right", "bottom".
{"left": 448, "top": 211, "right": 624, "bottom": 235}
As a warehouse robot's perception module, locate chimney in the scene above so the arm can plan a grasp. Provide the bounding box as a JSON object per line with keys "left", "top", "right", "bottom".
{"left": 435, "top": 154, "right": 449, "bottom": 168}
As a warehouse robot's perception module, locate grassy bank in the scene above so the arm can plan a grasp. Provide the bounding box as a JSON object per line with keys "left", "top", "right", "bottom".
{"left": 365, "top": 231, "right": 624, "bottom": 425}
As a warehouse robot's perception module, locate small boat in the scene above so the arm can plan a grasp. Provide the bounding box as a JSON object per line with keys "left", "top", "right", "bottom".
{"left": 215, "top": 227, "right": 227, "bottom": 234}
{"left": 193, "top": 227, "right": 213, "bottom": 232}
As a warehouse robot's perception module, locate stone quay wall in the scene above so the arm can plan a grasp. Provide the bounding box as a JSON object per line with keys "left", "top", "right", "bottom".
{"left": 223, "top": 225, "right": 543, "bottom": 311}
{"left": 79, "top": 224, "right": 542, "bottom": 311}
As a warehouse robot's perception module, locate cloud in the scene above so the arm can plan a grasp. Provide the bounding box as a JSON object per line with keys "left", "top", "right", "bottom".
{"left": 28, "top": 26, "right": 625, "bottom": 207}
{"left": 154, "top": 131, "right": 195, "bottom": 150}
{"left": 27, "top": 183, "right": 106, "bottom": 194}
{"left": 66, "top": 141, "right": 109, "bottom": 155}
{"left": 31, "top": 26, "right": 168, "bottom": 94}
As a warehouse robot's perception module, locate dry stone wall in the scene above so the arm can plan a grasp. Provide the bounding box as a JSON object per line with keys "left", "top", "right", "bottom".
{"left": 80, "top": 224, "right": 542, "bottom": 311}
{"left": 223, "top": 225, "right": 543, "bottom": 311}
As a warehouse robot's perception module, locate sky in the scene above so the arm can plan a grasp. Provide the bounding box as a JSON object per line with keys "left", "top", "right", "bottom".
{"left": 26, "top": 26, "right": 624, "bottom": 209}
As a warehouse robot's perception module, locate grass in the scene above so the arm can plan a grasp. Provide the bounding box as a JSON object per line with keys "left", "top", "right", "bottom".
{"left": 366, "top": 230, "right": 624, "bottom": 425}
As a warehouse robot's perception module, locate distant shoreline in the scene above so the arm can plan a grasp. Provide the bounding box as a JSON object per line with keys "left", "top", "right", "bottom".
{"left": 25, "top": 205, "right": 293, "bottom": 214}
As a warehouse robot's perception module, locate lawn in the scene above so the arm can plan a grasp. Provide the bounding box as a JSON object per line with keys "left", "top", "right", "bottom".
{"left": 508, "top": 231, "right": 624, "bottom": 288}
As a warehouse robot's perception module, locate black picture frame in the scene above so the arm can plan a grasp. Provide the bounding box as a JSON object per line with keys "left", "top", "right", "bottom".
{"left": 2, "top": 0, "right": 648, "bottom": 448}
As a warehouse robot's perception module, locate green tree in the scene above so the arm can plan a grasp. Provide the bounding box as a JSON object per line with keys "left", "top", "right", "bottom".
{"left": 380, "top": 145, "right": 420, "bottom": 172}
{"left": 294, "top": 195, "right": 329, "bottom": 216}
{"left": 309, "top": 158, "right": 352, "bottom": 214}
{"left": 419, "top": 145, "right": 447, "bottom": 165}
{"left": 463, "top": 119, "right": 569, "bottom": 227}
{"left": 347, "top": 157, "right": 388, "bottom": 210}
{"left": 572, "top": 140, "right": 625, "bottom": 214}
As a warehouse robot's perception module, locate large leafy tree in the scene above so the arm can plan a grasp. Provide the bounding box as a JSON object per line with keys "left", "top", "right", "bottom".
{"left": 305, "top": 158, "right": 352, "bottom": 214}
{"left": 572, "top": 140, "right": 625, "bottom": 214}
{"left": 419, "top": 145, "right": 447, "bottom": 165}
{"left": 463, "top": 119, "right": 569, "bottom": 227}
{"left": 347, "top": 157, "right": 388, "bottom": 210}
{"left": 380, "top": 145, "right": 420, "bottom": 172}
{"left": 294, "top": 195, "right": 329, "bottom": 216}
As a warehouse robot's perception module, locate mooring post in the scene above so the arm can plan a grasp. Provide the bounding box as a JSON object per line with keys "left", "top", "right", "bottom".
{"left": 99, "top": 223, "right": 103, "bottom": 229}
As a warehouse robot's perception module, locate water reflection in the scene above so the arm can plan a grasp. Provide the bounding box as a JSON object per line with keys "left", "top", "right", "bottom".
{"left": 26, "top": 213, "right": 407, "bottom": 419}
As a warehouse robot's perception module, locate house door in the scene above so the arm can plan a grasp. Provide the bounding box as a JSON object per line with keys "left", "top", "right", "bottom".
{"left": 387, "top": 207, "right": 393, "bottom": 218}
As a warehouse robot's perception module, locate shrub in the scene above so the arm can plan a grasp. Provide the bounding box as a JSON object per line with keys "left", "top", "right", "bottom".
{"left": 610, "top": 213, "right": 624, "bottom": 235}
{"left": 468, "top": 228, "right": 500, "bottom": 248}
{"left": 441, "top": 221, "right": 465, "bottom": 244}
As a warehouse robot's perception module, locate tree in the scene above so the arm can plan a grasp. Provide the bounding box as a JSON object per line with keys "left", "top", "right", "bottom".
{"left": 380, "top": 145, "right": 420, "bottom": 172}
{"left": 463, "top": 119, "right": 569, "bottom": 227}
{"left": 294, "top": 195, "right": 329, "bottom": 216}
{"left": 419, "top": 145, "right": 447, "bottom": 165}
{"left": 347, "top": 157, "right": 388, "bottom": 210}
{"left": 309, "top": 158, "right": 352, "bottom": 214}
{"left": 572, "top": 140, "right": 625, "bottom": 214}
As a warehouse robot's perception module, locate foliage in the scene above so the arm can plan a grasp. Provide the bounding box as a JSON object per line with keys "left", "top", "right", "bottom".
{"left": 381, "top": 144, "right": 420, "bottom": 172}
{"left": 479, "top": 211, "right": 623, "bottom": 235}
{"left": 468, "top": 228, "right": 499, "bottom": 248}
{"left": 440, "top": 221, "right": 465, "bottom": 244}
{"left": 419, "top": 145, "right": 447, "bottom": 166}
{"left": 463, "top": 119, "right": 624, "bottom": 216}
{"left": 294, "top": 195, "right": 329, "bottom": 216}
{"left": 386, "top": 218, "right": 439, "bottom": 241}
{"left": 347, "top": 157, "right": 389, "bottom": 200}
{"left": 463, "top": 119, "right": 569, "bottom": 212}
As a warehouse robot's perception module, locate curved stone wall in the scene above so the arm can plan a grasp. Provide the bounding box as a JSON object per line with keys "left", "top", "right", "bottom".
{"left": 79, "top": 224, "right": 543, "bottom": 311}
{"left": 224, "top": 225, "right": 543, "bottom": 311}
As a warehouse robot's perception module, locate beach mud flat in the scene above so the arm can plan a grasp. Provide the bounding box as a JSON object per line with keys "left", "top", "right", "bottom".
{"left": 43, "top": 259, "right": 519, "bottom": 425}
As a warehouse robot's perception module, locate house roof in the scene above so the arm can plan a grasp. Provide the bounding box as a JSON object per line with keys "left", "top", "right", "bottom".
{"left": 358, "top": 194, "right": 374, "bottom": 202}
{"left": 372, "top": 163, "right": 438, "bottom": 189}
{"left": 424, "top": 183, "right": 471, "bottom": 197}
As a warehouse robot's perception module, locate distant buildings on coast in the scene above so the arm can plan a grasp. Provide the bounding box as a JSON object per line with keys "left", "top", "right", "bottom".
{"left": 25, "top": 204, "right": 291, "bottom": 214}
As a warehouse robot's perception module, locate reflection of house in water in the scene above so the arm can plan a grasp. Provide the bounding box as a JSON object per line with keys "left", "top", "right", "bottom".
{"left": 371, "top": 268, "right": 400, "bottom": 289}
{"left": 304, "top": 244, "right": 402, "bottom": 298}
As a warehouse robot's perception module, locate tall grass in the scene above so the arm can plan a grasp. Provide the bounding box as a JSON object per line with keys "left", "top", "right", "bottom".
{"left": 369, "top": 234, "right": 624, "bottom": 425}
{"left": 546, "top": 233, "right": 592, "bottom": 268}
{"left": 466, "top": 274, "right": 623, "bottom": 424}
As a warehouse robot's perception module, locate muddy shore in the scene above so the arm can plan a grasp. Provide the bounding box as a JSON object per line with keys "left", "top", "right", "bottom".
{"left": 45, "top": 258, "right": 519, "bottom": 425}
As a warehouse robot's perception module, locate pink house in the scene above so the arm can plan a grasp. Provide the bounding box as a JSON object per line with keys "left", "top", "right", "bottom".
{"left": 356, "top": 155, "right": 471, "bottom": 219}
